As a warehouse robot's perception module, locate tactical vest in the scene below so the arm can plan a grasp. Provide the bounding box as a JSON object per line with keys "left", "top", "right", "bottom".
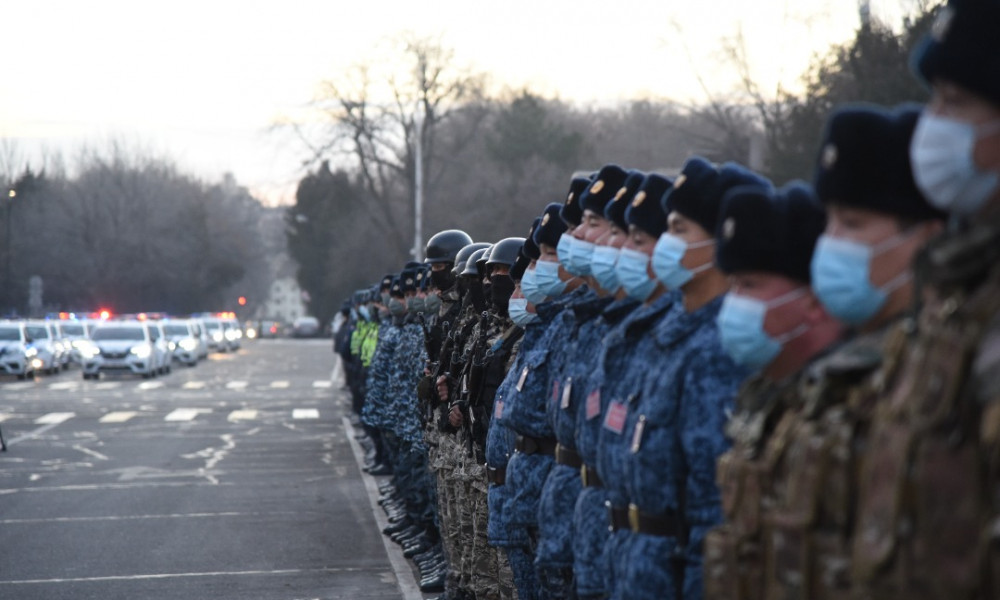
{"left": 851, "top": 221, "right": 1000, "bottom": 599}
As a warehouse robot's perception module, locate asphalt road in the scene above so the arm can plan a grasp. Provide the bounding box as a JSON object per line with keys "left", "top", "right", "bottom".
{"left": 0, "top": 339, "right": 416, "bottom": 600}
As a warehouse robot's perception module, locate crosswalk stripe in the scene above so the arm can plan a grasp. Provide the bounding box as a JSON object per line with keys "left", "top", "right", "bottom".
{"left": 5, "top": 382, "right": 35, "bottom": 391}
{"left": 292, "top": 409, "right": 319, "bottom": 420}
{"left": 225, "top": 381, "right": 248, "bottom": 390}
{"left": 99, "top": 411, "right": 137, "bottom": 423}
{"left": 182, "top": 381, "right": 206, "bottom": 390}
{"left": 270, "top": 381, "right": 290, "bottom": 389}
{"left": 312, "top": 380, "right": 332, "bottom": 389}
{"left": 35, "top": 412, "right": 75, "bottom": 425}
{"left": 137, "top": 381, "right": 164, "bottom": 391}
{"left": 94, "top": 382, "right": 120, "bottom": 390}
{"left": 228, "top": 410, "right": 257, "bottom": 422}
{"left": 49, "top": 381, "right": 79, "bottom": 390}
{"left": 0, "top": 413, "right": 10, "bottom": 423}
{"left": 164, "top": 409, "right": 200, "bottom": 422}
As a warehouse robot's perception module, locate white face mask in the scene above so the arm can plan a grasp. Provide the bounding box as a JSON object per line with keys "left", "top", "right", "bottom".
{"left": 910, "top": 112, "right": 1000, "bottom": 216}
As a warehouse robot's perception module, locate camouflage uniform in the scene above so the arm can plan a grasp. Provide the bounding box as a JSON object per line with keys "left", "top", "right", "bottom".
{"left": 535, "top": 292, "right": 613, "bottom": 599}
{"left": 609, "top": 295, "right": 748, "bottom": 600}
{"left": 850, "top": 221, "right": 1000, "bottom": 599}
{"left": 571, "top": 297, "right": 641, "bottom": 600}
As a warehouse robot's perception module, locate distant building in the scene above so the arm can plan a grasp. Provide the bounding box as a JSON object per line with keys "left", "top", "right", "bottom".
{"left": 256, "top": 277, "right": 307, "bottom": 324}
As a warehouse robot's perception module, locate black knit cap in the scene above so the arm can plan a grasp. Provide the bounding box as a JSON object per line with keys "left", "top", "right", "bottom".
{"left": 510, "top": 252, "right": 530, "bottom": 282}
{"left": 625, "top": 173, "right": 673, "bottom": 238}
{"left": 521, "top": 217, "right": 542, "bottom": 260}
{"left": 390, "top": 276, "right": 404, "bottom": 298}
{"left": 716, "top": 181, "right": 827, "bottom": 283}
{"left": 912, "top": 0, "right": 1000, "bottom": 108}
{"left": 579, "top": 165, "right": 629, "bottom": 216}
{"left": 813, "top": 103, "right": 946, "bottom": 221}
{"left": 665, "top": 157, "right": 772, "bottom": 234}
{"left": 532, "top": 203, "right": 568, "bottom": 249}
{"left": 605, "top": 170, "right": 646, "bottom": 230}
{"left": 380, "top": 274, "right": 394, "bottom": 291}
{"left": 559, "top": 173, "right": 594, "bottom": 227}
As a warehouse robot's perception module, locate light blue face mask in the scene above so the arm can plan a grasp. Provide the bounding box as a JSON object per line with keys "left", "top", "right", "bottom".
{"left": 388, "top": 297, "right": 407, "bottom": 316}
{"left": 652, "top": 233, "right": 715, "bottom": 290}
{"left": 614, "top": 247, "right": 657, "bottom": 301}
{"left": 508, "top": 298, "right": 538, "bottom": 327}
{"left": 520, "top": 267, "right": 548, "bottom": 305}
{"left": 810, "top": 233, "right": 912, "bottom": 326}
{"left": 716, "top": 289, "right": 809, "bottom": 370}
{"left": 358, "top": 306, "right": 370, "bottom": 321}
{"left": 535, "top": 260, "right": 568, "bottom": 297}
{"left": 557, "top": 233, "right": 575, "bottom": 266}
{"left": 567, "top": 237, "right": 595, "bottom": 276}
{"left": 424, "top": 293, "right": 441, "bottom": 315}
{"left": 590, "top": 245, "right": 621, "bottom": 293}
{"left": 911, "top": 113, "right": 1000, "bottom": 216}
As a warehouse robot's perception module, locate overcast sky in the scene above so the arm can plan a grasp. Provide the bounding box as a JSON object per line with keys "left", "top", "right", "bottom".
{"left": 1, "top": 0, "right": 910, "bottom": 205}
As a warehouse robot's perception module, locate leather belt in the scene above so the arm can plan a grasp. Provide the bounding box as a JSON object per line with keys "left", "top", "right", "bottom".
{"left": 580, "top": 464, "right": 603, "bottom": 488}
{"left": 627, "top": 503, "right": 680, "bottom": 537}
{"left": 486, "top": 466, "right": 506, "bottom": 486}
{"left": 555, "top": 444, "right": 582, "bottom": 469}
{"left": 606, "top": 502, "right": 630, "bottom": 532}
{"left": 515, "top": 435, "right": 557, "bottom": 456}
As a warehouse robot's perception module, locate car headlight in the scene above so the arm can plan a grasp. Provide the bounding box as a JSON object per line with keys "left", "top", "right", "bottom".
{"left": 25, "top": 347, "right": 38, "bottom": 358}
{"left": 212, "top": 332, "right": 224, "bottom": 342}
{"left": 179, "top": 338, "right": 198, "bottom": 351}
{"left": 130, "top": 344, "right": 152, "bottom": 359}
{"left": 77, "top": 341, "right": 100, "bottom": 359}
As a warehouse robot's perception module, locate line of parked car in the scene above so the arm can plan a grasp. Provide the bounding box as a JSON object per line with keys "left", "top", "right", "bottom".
{"left": 0, "top": 315, "right": 244, "bottom": 380}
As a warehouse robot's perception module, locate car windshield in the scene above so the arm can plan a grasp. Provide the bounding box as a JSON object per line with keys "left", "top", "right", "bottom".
{"left": 91, "top": 326, "right": 145, "bottom": 341}
{"left": 0, "top": 327, "right": 21, "bottom": 341}
{"left": 61, "top": 324, "right": 85, "bottom": 336}
{"left": 164, "top": 324, "right": 189, "bottom": 336}
{"left": 204, "top": 322, "right": 221, "bottom": 331}
{"left": 26, "top": 326, "right": 49, "bottom": 339}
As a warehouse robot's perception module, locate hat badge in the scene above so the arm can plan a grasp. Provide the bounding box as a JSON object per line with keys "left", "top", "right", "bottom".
{"left": 541, "top": 213, "right": 550, "bottom": 226}
{"left": 632, "top": 191, "right": 647, "bottom": 207}
{"left": 406, "top": 278, "right": 413, "bottom": 285}
{"left": 591, "top": 180, "right": 605, "bottom": 194}
{"left": 673, "top": 174, "right": 687, "bottom": 189}
{"left": 614, "top": 186, "right": 628, "bottom": 201}
{"left": 566, "top": 192, "right": 575, "bottom": 204}
{"left": 821, "top": 143, "right": 838, "bottom": 170}
{"left": 417, "top": 273, "right": 423, "bottom": 280}
{"left": 723, "top": 217, "right": 736, "bottom": 240}
{"left": 932, "top": 6, "right": 954, "bottom": 41}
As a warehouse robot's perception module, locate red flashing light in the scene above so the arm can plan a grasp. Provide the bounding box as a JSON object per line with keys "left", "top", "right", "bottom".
{"left": 99, "top": 310, "right": 111, "bottom": 320}
{"left": 238, "top": 296, "right": 247, "bottom": 306}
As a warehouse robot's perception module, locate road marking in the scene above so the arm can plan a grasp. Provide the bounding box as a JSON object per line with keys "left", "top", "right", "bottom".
{"left": 94, "top": 382, "right": 120, "bottom": 390}
{"left": 0, "top": 413, "right": 10, "bottom": 423}
{"left": 4, "top": 382, "right": 34, "bottom": 391}
{"left": 292, "top": 409, "right": 319, "bottom": 420}
{"left": 137, "top": 381, "right": 164, "bottom": 390}
{"left": 99, "top": 412, "right": 137, "bottom": 423}
{"left": 342, "top": 416, "right": 423, "bottom": 600}
{"left": 165, "top": 409, "right": 200, "bottom": 422}
{"left": 49, "top": 381, "right": 79, "bottom": 390}
{"left": 0, "top": 511, "right": 298, "bottom": 524}
{"left": 0, "top": 567, "right": 360, "bottom": 585}
{"left": 72, "top": 445, "right": 110, "bottom": 461}
{"left": 227, "top": 410, "right": 257, "bottom": 421}
{"left": 269, "top": 380, "right": 290, "bottom": 388}
{"left": 182, "top": 381, "right": 206, "bottom": 390}
{"left": 34, "top": 412, "right": 75, "bottom": 425}
{"left": 225, "top": 381, "right": 248, "bottom": 390}
{"left": 312, "top": 380, "right": 332, "bottom": 388}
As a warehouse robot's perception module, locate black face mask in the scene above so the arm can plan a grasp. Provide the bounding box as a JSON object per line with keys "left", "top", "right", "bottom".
{"left": 430, "top": 268, "right": 455, "bottom": 292}
{"left": 490, "top": 274, "right": 515, "bottom": 312}
{"left": 464, "top": 279, "right": 487, "bottom": 312}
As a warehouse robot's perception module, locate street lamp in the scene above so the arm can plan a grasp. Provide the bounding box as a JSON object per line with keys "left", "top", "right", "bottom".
{"left": 5, "top": 189, "right": 14, "bottom": 312}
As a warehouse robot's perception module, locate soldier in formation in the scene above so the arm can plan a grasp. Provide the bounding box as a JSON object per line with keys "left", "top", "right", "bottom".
{"left": 336, "top": 1, "right": 1000, "bottom": 597}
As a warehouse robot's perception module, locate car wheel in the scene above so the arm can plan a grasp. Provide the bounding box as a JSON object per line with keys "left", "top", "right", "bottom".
{"left": 17, "top": 372, "right": 26, "bottom": 380}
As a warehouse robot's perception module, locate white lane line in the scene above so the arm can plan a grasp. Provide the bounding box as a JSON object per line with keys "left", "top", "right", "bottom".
{"left": 49, "top": 381, "right": 79, "bottom": 390}
{"left": 0, "top": 511, "right": 299, "bottom": 525}
{"left": 292, "top": 409, "right": 319, "bottom": 420}
{"left": 72, "top": 445, "right": 110, "bottom": 461}
{"left": 34, "top": 412, "right": 75, "bottom": 425}
{"left": 182, "top": 381, "right": 206, "bottom": 389}
{"left": 4, "top": 382, "right": 34, "bottom": 391}
{"left": 94, "top": 382, "right": 120, "bottom": 390}
{"left": 99, "top": 412, "right": 137, "bottom": 424}
{"left": 0, "top": 413, "right": 10, "bottom": 423}
{"left": 227, "top": 410, "right": 257, "bottom": 422}
{"left": 312, "top": 380, "right": 332, "bottom": 388}
{"left": 0, "top": 567, "right": 356, "bottom": 585}
{"left": 137, "top": 381, "right": 164, "bottom": 391}
{"left": 342, "top": 416, "right": 423, "bottom": 600}
{"left": 6, "top": 415, "right": 76, "bottom": 447}
{"left": 225, "top": 381, "right": 248, "bottom": 390}
{"left": 269, "top": 380, "right": 290, "bottom": 389}
{"left": 165, "top": 409, "right": 200, "bottom": 422}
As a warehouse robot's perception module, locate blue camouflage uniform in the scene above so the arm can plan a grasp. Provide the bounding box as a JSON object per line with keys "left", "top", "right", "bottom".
{"left": 610, "top": 295, "right": 748, "bottom": 600}
{"left": 570, "top": 297, "right": 641, "bottom": 599}
{"left": 593, "top": 292, "right": 681, "bottom": 598}
{"left": 534, "top": 292, "right": 613, "bottom": 599}
{"left": 361, "top": 316, "right": 400, "bottom": 432}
